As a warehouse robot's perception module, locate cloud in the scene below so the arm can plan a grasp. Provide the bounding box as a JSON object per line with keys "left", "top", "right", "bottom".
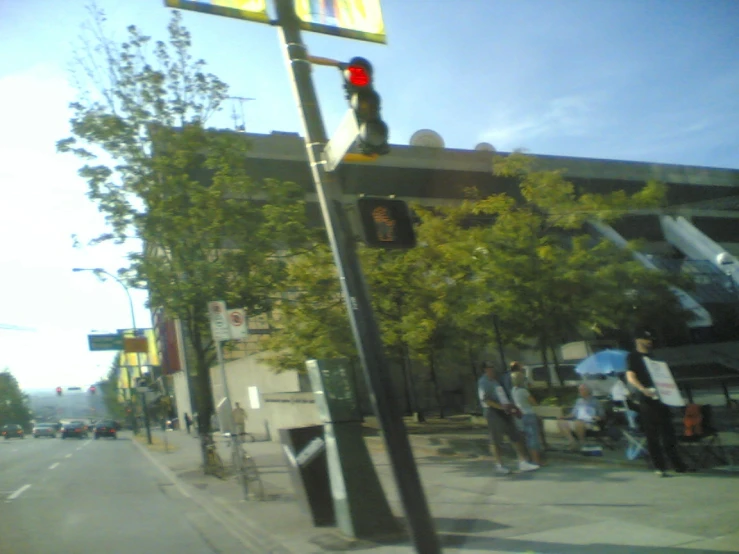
{"left": 479, "top": 93, "right": 603, "bottom": 150}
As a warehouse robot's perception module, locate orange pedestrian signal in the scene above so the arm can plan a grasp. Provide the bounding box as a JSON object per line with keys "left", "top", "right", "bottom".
{"left": 358, "top": 198, "right": 416, "bottom": 249}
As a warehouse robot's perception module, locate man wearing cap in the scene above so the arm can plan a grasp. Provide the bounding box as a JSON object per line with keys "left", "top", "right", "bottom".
{"left": 626, "top": 329, "right": 687, "bottom": 477}
{"left": 478, "top": 361, "right": 540, "bottom": 474}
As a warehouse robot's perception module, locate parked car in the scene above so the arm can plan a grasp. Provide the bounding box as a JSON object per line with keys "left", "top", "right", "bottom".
{"left": 2, "top": 424, "right": 25, "bottom": 439}
{"left": 33, "top": 424, "right": 56, "bottom": 438}
{"left": 94, "top": 420, "right": 117, "bottom": 440}
{"left": 61, "top": 421, "right": 88, "bottom": 439}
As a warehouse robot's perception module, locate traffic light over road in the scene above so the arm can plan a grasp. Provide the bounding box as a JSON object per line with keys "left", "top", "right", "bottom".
{"left": 89, "top": 385, "right": 96, "bottom": 394}
{"left": 56, "top": 387, "right": 62, "bottom": 396}
{"left": 357, "top": 197, "right": 416, "bottom": 249}
{"left": 341, "top": 57, "right": 389, "bottom": 156}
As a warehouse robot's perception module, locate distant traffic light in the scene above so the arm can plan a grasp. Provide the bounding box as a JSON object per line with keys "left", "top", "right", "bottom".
{"left": 89, "top": 385, "right": 96, "bottom": 394}
{"left": 357, "top": 197, "right": 416, "bottom": 249}
{"left": 341, "top": 57, "right": 389, "bottom": 156}
{"left": 56, "top": 387, "right": 62, "bottom": 396}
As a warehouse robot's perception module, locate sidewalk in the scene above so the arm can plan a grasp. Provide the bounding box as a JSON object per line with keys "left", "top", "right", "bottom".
{"left": 132, "top": 426, "right": 739, "bottom": 554}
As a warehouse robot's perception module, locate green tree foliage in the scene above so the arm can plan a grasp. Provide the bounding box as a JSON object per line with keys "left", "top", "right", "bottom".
{"left": 0, "top": 370, "right": 32, "bottom": 430}
{"left": 267, "top": 152, "right": 691, "bottom": 411}
{"left": 465, "top": 152, "right": 681, "bottom": 383}
{"left": 99, "top": 356, "right": 127, "bottom": 423}
{"left": 57, "top": 8, "right": 313, "bottom": 457}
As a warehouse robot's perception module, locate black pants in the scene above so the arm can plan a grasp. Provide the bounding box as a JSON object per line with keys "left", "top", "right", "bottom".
{"left": 639, "top": 399, "right": 685, "bottom": 472}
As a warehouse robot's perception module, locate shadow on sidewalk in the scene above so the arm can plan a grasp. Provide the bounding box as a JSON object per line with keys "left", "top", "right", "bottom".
{"left": 442, "top": 535, "right": 739, "bottom": 553}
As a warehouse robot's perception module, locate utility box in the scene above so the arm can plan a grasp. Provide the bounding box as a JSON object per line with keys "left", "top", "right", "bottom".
{"left": 279, "top": 425, "right": 334, "bottom": 526}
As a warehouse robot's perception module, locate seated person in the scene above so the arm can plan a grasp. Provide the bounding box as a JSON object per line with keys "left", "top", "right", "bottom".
{"left": 557, "top": 384, "right": 605, "bottom": 450}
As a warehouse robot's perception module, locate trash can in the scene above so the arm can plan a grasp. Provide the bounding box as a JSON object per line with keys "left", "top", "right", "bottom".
{"left": 279, "top": 425, "right": 335, "bottom": 526}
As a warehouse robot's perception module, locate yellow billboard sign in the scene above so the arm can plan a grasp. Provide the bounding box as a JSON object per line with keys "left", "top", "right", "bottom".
{"left": 294, "top": 0, "right": 386, "bottom": 44}
{"left": 164, "top": 0, "right": 270, "bottom": 23}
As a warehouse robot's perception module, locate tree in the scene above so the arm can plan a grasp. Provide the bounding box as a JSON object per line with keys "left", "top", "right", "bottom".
{"left": 99, "top": 356, "right": 127, "bottom": 423}
{"left": 57, "top": 7, "right": 313, "bottom": 464}
{"left": 467, "top": 152, "right": 687, "bottom": 384}
{"left": 0, "top": 370, "right": 32, "bottom": 430}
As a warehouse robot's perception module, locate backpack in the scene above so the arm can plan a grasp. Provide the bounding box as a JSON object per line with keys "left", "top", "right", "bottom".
{"left": 683, "top": 404, "right": 703, "bottom": 437}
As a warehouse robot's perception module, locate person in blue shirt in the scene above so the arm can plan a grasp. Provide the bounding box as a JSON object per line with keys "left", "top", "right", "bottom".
{"left": 478, "top": 361, "right": 540, "bottom": 475}
{"left": 557, "top": 384, "right": 605, "bottom": 451}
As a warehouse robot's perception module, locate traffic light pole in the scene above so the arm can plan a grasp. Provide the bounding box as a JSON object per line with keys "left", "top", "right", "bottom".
{"left": 273, "top": 1, "right": 441, "bottom": 552}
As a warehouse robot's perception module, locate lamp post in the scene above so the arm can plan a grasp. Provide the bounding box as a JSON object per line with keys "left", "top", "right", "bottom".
{"left": 73, "top": 267, "right": 143, "bottom": 438}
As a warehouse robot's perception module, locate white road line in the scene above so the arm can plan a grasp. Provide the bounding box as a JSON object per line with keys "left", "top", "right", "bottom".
{"left": 49, "top": 462, "right": 60, "bottom": 470}
{"left": 6, "top": 484, "right": 31, "bottom": 501}
{"left": 65, "top": 454, "right": 72, "bottom": 458}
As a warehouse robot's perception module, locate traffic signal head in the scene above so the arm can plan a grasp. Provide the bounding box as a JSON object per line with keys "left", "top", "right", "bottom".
{"left": 89, "top": 385, "right": 96, "bottom": 394}
{"left": 341, "top": 57, "right": 389, "bottom": 156}
{"left": 56, "top": 387, "right": 62, "bottom": 396}
{"left": 357, "top": 197, "right": 416, "bottom": 249}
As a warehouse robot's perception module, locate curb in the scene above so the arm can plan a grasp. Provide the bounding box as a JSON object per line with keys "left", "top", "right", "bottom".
{"left": 131, "top": 435, "right": 295, "bottom": 554}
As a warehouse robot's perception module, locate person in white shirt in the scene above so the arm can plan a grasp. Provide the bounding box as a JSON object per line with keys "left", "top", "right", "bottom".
{"left": 511, "top": 371, "right": 544, "bottom": 466}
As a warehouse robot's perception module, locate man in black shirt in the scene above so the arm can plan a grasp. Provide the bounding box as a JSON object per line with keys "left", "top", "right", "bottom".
{"left": 625, "top": 329, "right": 687, "bottom": 477}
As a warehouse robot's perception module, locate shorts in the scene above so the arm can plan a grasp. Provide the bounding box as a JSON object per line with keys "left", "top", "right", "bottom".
{"left": 486, "top": 409, "right": 520, "bottom": 445}
{"left": 521, "top": 413, "right": 542, "bottom": 451}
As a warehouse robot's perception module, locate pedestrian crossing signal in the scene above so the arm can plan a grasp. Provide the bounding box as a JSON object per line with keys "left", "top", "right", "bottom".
{"left": 357, "top": 197, "right": 416, "bottom": 249}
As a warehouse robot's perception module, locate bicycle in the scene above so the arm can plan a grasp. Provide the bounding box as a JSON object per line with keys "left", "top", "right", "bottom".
{"left": 202, "top": 433, "right": 226, "bottom": 479}
{"left": 224, "top": 431, "right": 265, "bottom": 500}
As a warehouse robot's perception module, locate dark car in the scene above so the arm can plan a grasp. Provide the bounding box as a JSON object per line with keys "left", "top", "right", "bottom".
{"left": 94, "top": 420, "right": 118, "bottom": 440}
{"left": 61, "top": 421, "right": 88, "bottom": 439}
{"left": 33, "top": 424, "right": 56, "bottom": 438}
{"left": 1, "top": 424, "right": 25, "bottom": 439}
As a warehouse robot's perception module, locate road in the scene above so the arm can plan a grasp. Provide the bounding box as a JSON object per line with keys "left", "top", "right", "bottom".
{"left": 0, "top": 433, "right": 254, "bottom": 554}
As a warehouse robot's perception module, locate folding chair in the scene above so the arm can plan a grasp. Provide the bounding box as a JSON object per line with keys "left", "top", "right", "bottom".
{"left": 677, "top": 404, "right": 729, "bottom": 470}
{"left": 616, "top": 401, "right": 649, "bottom": 464}
{"left": 584, "top": 401, "right": 619, "bottom": 451}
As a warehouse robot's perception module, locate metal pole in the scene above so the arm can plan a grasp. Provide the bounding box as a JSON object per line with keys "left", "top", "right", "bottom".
{"left": 216, "top": 339, "right": 243, "bottom": 490}
{"left": 273, "top": 2, "right": 440, "bottom": 551}
{"left": 141, "top": 388, "right": 153, "bottom": 445}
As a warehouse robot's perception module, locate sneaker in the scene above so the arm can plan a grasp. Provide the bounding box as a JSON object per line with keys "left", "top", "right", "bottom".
{"left": 495, "top": 464, "right": 511, "bottom": 475}
{"left": 518, "top": 461, "right": 540, "bottom": 472}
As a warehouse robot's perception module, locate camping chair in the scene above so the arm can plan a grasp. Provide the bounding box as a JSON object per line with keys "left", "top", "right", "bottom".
{"left": 620, "top": 401, "right": 649, "bottom": 464}
{"left": 677, "top": 404, "right": 729, "bottom": 470}
{"left": 583, "top": 401, "right": 620, "bottom": 451}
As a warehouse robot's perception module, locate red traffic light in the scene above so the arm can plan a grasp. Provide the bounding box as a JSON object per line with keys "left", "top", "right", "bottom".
{"left": 56, "top": 387, "right": 62, "bottom": 396}
{"left": 343, "top": 57, "right": 373, "bottom": 88}
{"left": 89, "top": 386, "right": 96, "bottom": 394}
{"left": 346, "top": 65, "right": 370, "bottom": 87}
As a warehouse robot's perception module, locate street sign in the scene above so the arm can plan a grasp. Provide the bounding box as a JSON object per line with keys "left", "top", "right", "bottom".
{"left": 295, "top": 0, "right": 387, "bottom": 44}
{"left": 207, "top": 300, "right": 231, "bottom": 342}
{"left": 323, "top": 109, "right": 359, "bottom": 172}
{"left": 163, "top": 0, "right": 269, "bottom": 23}
{"left": 88, "top": 334, "right": 124, "bottom": 351}
{"left": 227, "top": 308, "right": 248, "bottom": 340}
{"left": 124, "top": 337, "right": 149, "bottom": 353}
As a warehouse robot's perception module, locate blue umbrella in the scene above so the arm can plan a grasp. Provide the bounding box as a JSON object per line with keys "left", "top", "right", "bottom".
{"left": 575, "top": 349, "right": 630, "bottom": 376}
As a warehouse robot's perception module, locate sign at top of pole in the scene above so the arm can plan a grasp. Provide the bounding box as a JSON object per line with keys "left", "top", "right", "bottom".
{"left": 207, "top": 300, "right": 232, "bottom": 342}
{"left": 164, "top": 0, "right": 270, "bottom": 23}
{"left": 164, "top": 0, "right": 387, "bottom": 44}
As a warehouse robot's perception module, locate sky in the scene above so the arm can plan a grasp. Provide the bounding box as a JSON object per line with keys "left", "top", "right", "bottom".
{"left": 0, "top": 0, "right": 737, "bottom": 390}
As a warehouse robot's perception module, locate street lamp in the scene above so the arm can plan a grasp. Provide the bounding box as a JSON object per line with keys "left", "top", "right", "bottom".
{"left": 72, "top": 267, "right": 145, "bottom": 439}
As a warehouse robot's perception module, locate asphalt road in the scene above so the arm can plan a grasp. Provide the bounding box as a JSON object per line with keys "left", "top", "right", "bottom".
{"left": 0, "top": 433, "right": 254, "bottom": 554}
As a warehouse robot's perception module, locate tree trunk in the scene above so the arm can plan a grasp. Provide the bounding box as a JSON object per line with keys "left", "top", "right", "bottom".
{"left": 402, "top": 345, "right": 424, "bottom": 422}
{"left": 550, "top": 345, "right": 563, "bottom": 386}
{"left": 428, "top": 351, "right": 445, "bottom": 419}
{"left": 188, "top": 321, "right": 215, "bottom": 469}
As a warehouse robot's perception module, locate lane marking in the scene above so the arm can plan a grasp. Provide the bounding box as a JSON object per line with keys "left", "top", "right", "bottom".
{"left": 6, "top": 484, "right": 31, "bottom": 502}
{"left": 65, "top": 454, "right": 72, "bottom": 458}
{"left": 49, "top": 462, "right": 60, "bottom": 470}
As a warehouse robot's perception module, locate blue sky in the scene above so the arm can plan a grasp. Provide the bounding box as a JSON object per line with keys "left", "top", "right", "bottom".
{"left": 0, "top": 0, "right": 737, "bottom": 389}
